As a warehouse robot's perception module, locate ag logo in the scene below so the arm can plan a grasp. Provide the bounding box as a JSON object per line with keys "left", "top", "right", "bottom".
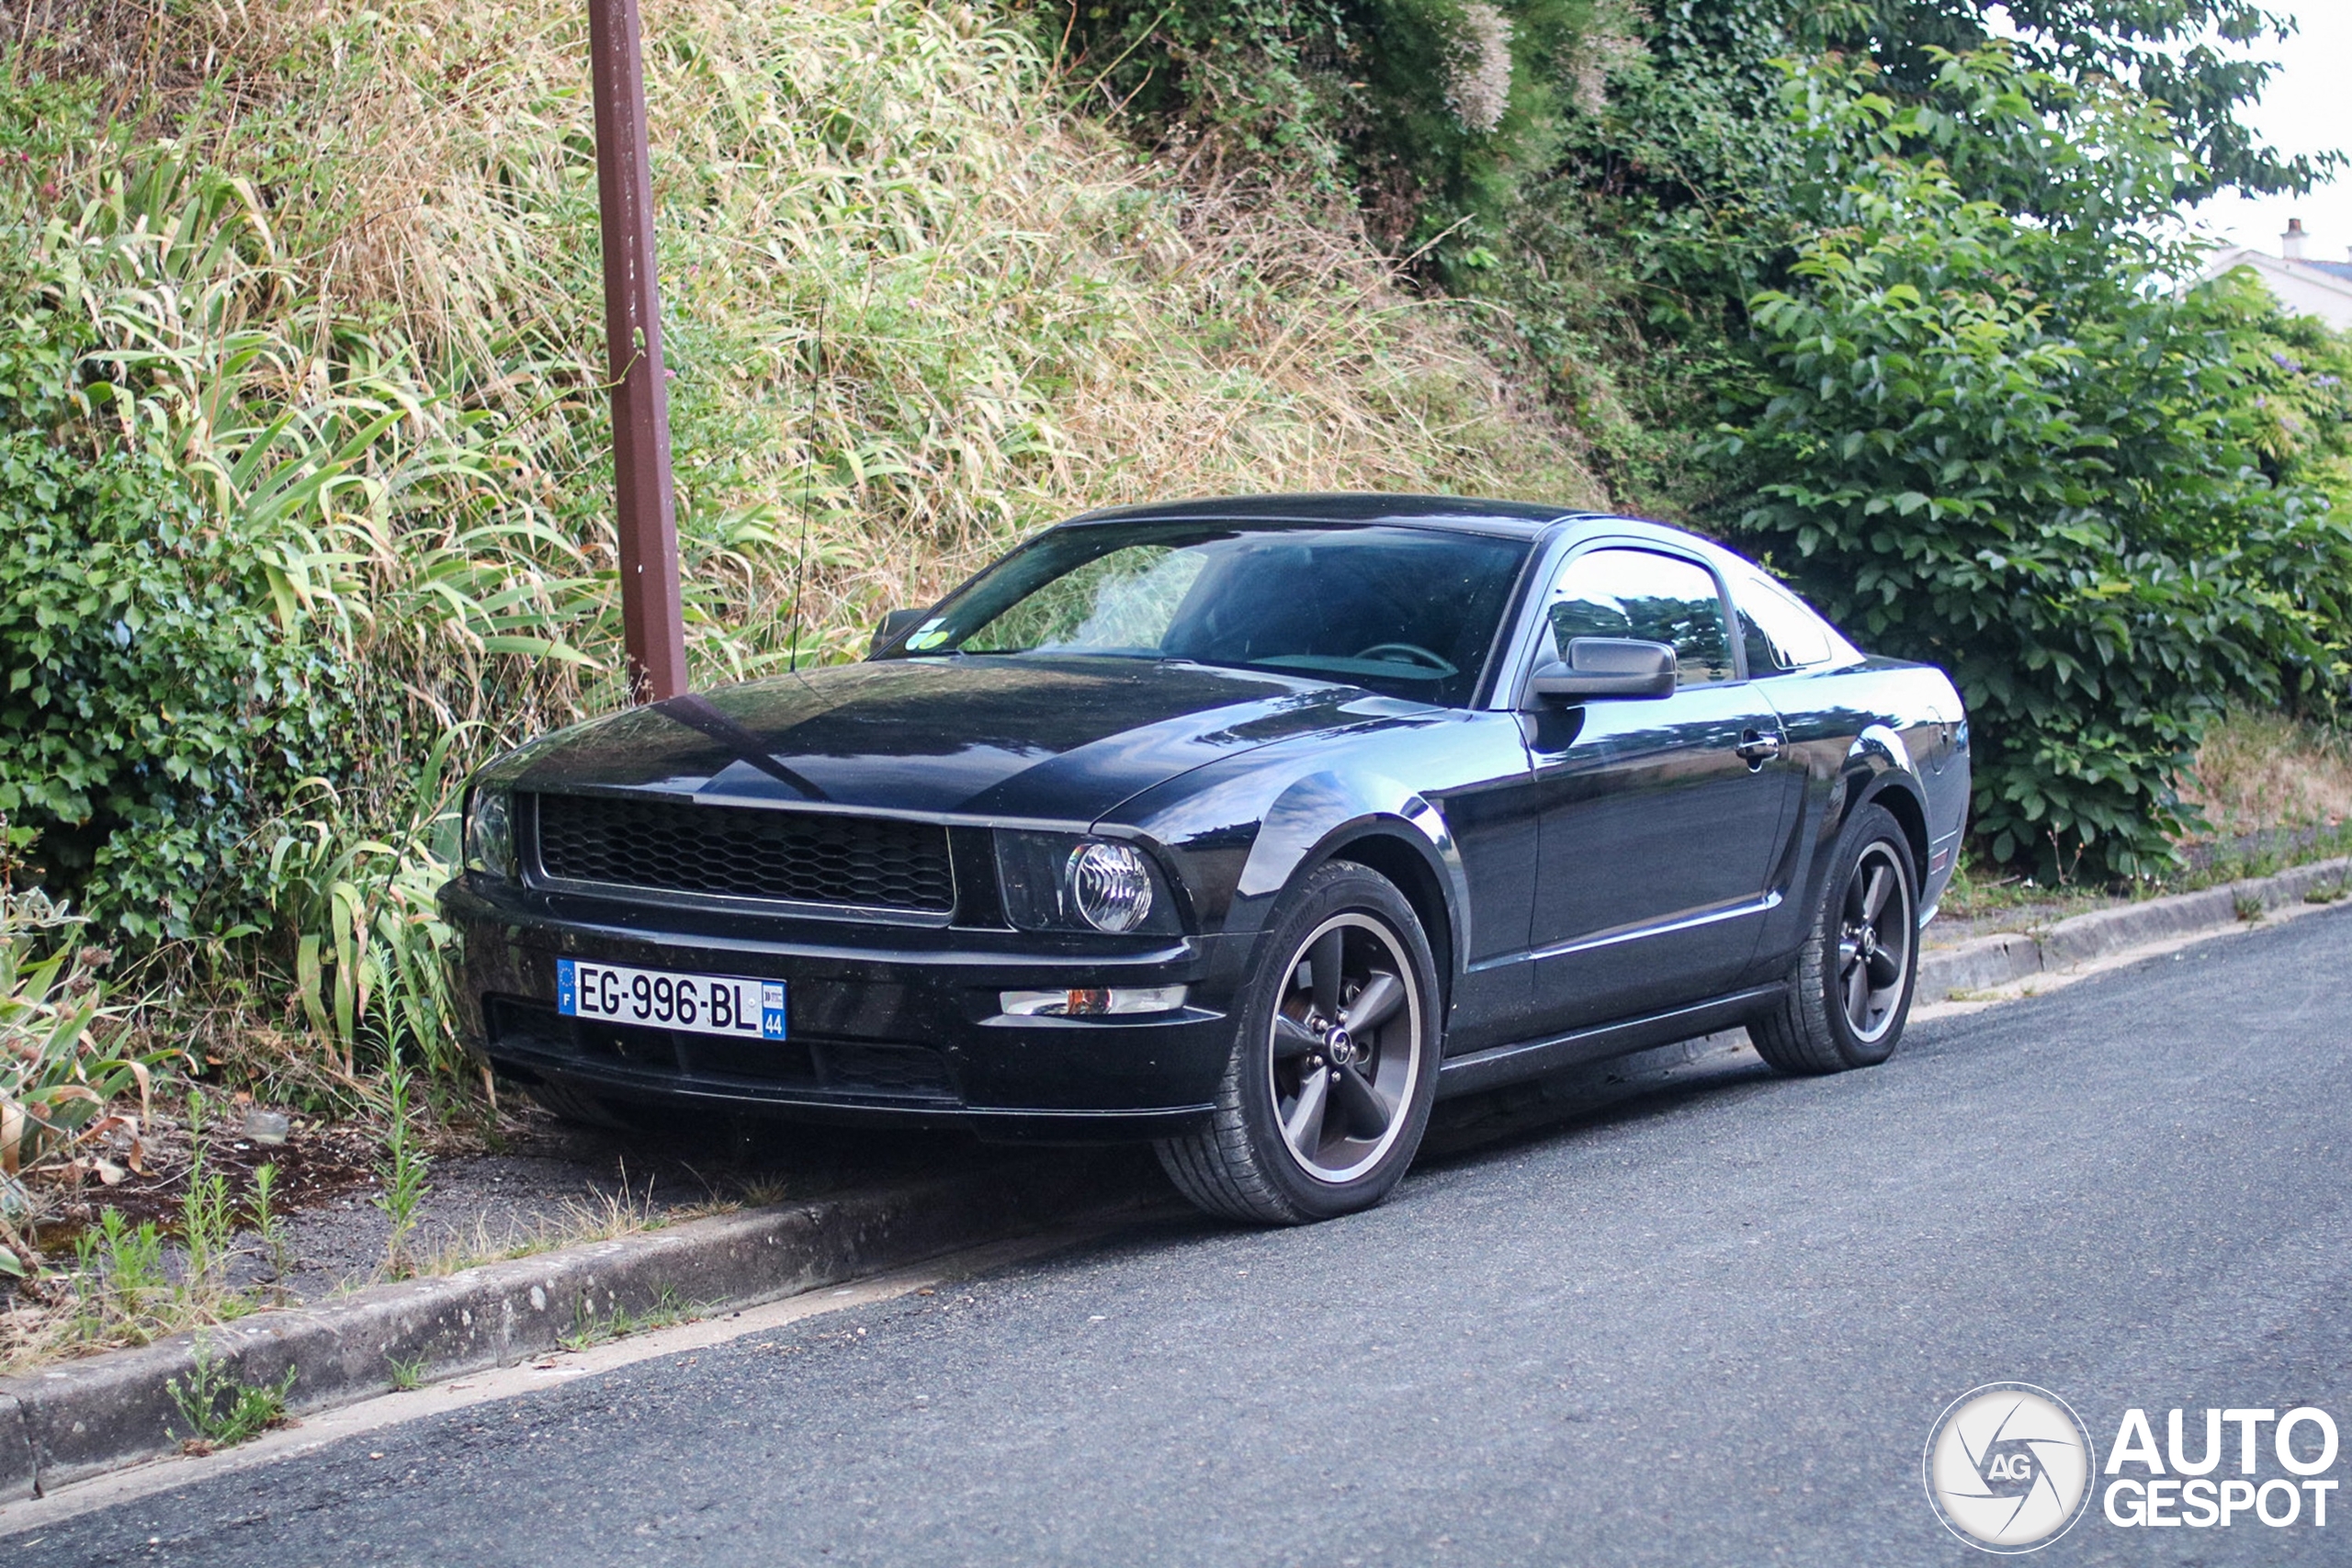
{"left": 1923, "top": 1382, "right": 2097, "bottom": 1552}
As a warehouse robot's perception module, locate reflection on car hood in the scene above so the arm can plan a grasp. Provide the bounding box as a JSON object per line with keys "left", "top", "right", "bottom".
{"left": 502, "top": 656, "right": 1424, "bottom": 822}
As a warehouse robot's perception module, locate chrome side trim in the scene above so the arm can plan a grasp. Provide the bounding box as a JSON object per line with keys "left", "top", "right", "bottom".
{"left": 1468, "top": 889, "right": 1781, "bottom": 972}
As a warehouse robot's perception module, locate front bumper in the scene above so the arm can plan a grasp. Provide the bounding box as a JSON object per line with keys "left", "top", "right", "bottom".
{"left": 439, "top": 874, "right": 1244, "bottom": 1131}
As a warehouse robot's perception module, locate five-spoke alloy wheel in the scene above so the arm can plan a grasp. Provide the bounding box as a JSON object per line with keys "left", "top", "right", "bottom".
{"left": 1836, "top": 839, "right": 1914, "bottom": 1045}
{"left": 1267, "top": 912, "right": 1423, "bottom": 1182}
{"left": 1750, "top": 801, "right": 1921, "bottom": 1075}
{"left": 1157, "top": 863, "right": 1439, "bottom": 1224}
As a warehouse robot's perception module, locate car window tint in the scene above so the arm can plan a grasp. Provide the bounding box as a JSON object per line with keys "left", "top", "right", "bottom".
{"left": 1733, "top": 570, "right": 1835, "bottom": 670}
{"left": 1545, "top": 548, "right": 1734, "bottom": 686}
{"left": 967, "top": 545, "right": 1209, "bottom": 654}
{"left": 900, "top": 522, "right": 1530, "bottom": 707}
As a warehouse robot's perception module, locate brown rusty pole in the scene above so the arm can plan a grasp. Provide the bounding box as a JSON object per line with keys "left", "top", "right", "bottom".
{"left": 589, "top": 0, "right": 687, "bottom": 703}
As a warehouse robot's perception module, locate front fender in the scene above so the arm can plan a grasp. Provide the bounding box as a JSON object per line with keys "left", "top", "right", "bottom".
{"left": 1229, "top": 771, "right": 1471, "bottom": 962}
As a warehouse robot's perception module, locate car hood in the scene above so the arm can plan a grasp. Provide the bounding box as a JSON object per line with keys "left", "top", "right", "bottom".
{"left": 496, "top": 656, "right": 1423, "bottom": 823}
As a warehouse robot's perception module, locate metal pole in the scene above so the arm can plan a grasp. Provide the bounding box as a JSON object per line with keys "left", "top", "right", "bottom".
{"left": 588, "top": 0, "right": 687, "bottom": 703}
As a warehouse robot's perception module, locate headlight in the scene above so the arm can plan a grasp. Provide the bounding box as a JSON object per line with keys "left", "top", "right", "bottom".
{"left": 1066, "top": 841, "right": 1153, "bottom": 933}
{"left": 462, "top": 786, "right": 517, "bottom": 880}
{"left": 995, "top": 830, "right": 1179, "bottom": 934}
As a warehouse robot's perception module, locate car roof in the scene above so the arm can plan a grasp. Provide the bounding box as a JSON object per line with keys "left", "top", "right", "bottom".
{"left": 1064, "top": 492, "right": 1597, "bottom": 538}
{"left": 1058, "top": 491, "right": 1752, "bottom": 558}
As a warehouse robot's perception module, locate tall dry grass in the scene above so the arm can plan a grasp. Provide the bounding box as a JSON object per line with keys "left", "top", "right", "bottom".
{"left": 78, "top": 0, "right": 1599, "bottom": 693}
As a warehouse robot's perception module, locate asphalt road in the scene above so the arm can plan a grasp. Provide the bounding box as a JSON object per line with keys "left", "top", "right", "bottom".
{"left": 25, "top": 907, "right": 2352, "bottom": 1566}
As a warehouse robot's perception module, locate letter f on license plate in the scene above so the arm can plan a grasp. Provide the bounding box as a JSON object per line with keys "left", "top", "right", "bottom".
{"left": 557, "top": 958, "right": 786, "bottom": 1040}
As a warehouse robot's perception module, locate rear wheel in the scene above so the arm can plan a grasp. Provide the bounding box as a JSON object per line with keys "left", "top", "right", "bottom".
{"left": 1156, "top": 863, "right": 1440, "bottom": 1224}
{"left": 1749, "top": 801, "right": 1919, "bottom": 1075}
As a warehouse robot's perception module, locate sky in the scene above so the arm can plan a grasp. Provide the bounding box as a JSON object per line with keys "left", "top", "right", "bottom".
{"left": 2184, "top": 6, "right": 2352, "bottom": 259}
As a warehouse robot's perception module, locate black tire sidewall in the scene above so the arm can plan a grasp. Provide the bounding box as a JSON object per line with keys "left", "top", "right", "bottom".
{"left": 1815, "top": 802, "right": 1920, "bottom": 1068}
{"left": 1231, "top": 863, "right": 1442, "bottom": 1221}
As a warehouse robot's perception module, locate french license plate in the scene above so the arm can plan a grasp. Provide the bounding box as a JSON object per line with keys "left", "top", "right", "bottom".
{"left": 557, "top": 958, "right": 786, "bottom": 1040}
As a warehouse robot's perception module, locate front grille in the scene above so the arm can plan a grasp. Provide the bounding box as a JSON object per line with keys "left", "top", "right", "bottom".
{"left": 531, "top": 793, "right": 955, "bottom": 913}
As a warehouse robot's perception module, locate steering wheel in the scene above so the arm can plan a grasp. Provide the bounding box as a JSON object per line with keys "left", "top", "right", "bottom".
{"left": 1352, "top": 642, "right": 1457, "bottom": 675}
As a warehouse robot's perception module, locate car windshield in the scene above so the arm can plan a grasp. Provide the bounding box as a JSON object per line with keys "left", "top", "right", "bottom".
{"left": 885, "top": 521, "right": 1532, "bottom": 706}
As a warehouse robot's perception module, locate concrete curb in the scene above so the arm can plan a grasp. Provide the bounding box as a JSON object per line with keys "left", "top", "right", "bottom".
{"left": 0, "top": 1151, "right": 1152, "bottom": 1499}
{"left": 1920, "top": 855, "right": 2350, "bottom": 1000}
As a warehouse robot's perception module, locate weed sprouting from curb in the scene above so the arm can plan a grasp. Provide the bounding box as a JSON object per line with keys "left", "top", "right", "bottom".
{"left": 560, "top": 1288, "right": 693, "bottom": 1352}
{"left": 166, "top": 1335, "right": 297, "bottom": 1451}
{"left": 386, "top": 1352, "right": 426, "bottom": 1392}
{"left": 2233, "top": 893, "right": 2266, "bottom": 923}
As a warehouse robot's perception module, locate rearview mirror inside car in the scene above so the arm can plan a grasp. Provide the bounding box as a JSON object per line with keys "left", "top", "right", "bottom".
{"left": 1528, "top": 637, "right": 1677, "bottom": 701}
{"left": 869, "top": 607, "right": 927, "bottom": 656}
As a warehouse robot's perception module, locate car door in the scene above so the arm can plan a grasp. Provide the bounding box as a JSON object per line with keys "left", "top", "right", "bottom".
{"left": 1521, "top": 545, "right": 1797, "bottom": 1033}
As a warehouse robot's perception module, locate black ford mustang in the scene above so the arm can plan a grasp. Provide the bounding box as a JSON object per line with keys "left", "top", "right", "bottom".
{"left": 442, "top": 495, "right": 1969, "bottom": 1223}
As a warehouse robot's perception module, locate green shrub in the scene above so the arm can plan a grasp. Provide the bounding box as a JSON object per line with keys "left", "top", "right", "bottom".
{"left": 1712, "top": 49, "right": 2352, "bottom": 880}
{"left": 0, "top": 428, "right": 349, "bottom": 939}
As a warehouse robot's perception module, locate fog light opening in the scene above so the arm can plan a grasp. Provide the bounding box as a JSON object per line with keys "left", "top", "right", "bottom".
{"left": 1000, "top": 986, "right": 1187, "bottom": 1018}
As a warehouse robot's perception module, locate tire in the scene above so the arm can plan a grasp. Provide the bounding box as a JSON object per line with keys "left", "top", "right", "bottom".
{"left": 1155, "top": 862, "right": 1442, "bottom": 1224}
{"left": 524, "top": 1077, "right": 633, "bottom": 1131}
{"left": 1749, "top": 801, "right": 1921, "bottom": 1076}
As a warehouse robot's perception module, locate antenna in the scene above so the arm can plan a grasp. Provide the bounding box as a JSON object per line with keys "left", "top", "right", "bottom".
{"left": 789, "top": 295, "right": 822, "bottom": 672}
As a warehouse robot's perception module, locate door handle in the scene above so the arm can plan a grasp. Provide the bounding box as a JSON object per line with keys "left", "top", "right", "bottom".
{"left": 1736, "top": 728, "right": 1784, "bottom": 767}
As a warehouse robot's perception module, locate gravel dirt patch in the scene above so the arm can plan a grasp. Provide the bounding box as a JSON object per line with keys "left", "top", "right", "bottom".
{"left": 26, "top": 1099, "right": 1020, "bottom": 1308}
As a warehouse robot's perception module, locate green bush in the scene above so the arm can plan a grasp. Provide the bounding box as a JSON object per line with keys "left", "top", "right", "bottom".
{"left": 0, "top": 369, "right": 350, "bottom": 941}
{"left": 1711, "top": 49, "right": 2352, "bottom": 880}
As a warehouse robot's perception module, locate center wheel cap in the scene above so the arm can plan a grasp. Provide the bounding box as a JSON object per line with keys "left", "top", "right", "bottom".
{"left": 1324, "top": 1025, "right": 1354, "bottom": 1066}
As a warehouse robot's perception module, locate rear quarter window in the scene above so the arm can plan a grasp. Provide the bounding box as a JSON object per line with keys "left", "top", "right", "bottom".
{"left": 1734, "top": 570, "right": 1849, "bottom": 671}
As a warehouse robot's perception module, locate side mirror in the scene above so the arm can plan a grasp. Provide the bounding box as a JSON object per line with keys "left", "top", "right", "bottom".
{"left": 1528, "top": 637, "right": 1678, "bottom": 702}
{"left": 868, "top": 606, "right": 928, "bottom": 657}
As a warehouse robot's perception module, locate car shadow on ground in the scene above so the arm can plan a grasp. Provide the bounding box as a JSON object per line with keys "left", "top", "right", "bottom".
{"left": 1416, "top": 1039, "right": 1783, "bottom": 1174}
{"left": 1087, "top": 1035, "right": 1804, "bottom": 1256}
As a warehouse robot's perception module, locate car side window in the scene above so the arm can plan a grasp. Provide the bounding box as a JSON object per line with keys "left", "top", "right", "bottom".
{"left": 1544, "top": 548, "right": 1735, "bottom": 686}
{"left": 1732, "top": 569, "right": 1835, "bottom": 671}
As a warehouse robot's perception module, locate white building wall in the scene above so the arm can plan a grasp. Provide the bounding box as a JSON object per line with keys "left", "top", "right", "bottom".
{"left": 2200, "top": 244, "right": 2352, "bottom": 332}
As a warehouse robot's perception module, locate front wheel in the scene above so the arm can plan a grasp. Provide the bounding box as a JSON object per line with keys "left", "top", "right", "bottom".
{"left": 1155, "top": 863, "right": 1441, "bottom": 1224}
{"left": 1749, "top": 801, "right": 1919, "bottom": 1075}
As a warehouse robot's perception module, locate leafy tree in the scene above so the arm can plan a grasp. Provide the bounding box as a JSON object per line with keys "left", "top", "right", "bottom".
{"left": 1710, "top": 49, "right": 2352, "bottom": 879}
{"left": 1848, "top": 1, "right": 2330, "bottom": 203}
